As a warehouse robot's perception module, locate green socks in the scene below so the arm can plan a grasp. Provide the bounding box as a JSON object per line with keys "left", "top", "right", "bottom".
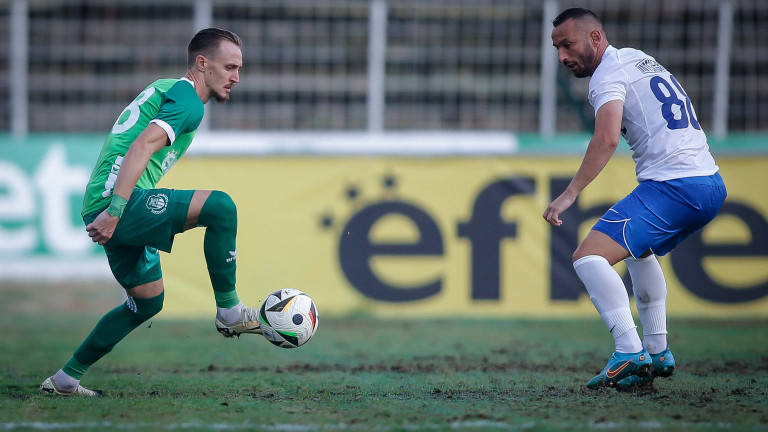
{"left": 197, "top": 191, "right": 240, "bottom": 308}
{"left": 63, "top": 293, "right": 164, "bottom": 380}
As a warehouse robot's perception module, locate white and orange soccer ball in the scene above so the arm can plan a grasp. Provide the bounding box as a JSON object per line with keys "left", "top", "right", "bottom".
{"left": 259, "top": 289, "right": 318, "bottom": 348}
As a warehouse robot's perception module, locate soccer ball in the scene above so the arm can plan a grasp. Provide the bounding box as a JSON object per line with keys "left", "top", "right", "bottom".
{"left": 259, "top": 288, "right": 318, "bottom": 348}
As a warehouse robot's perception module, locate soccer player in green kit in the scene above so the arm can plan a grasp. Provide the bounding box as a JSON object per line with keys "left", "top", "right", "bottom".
{"left": 40, "top": 28, "right": 260, "bottom": 397}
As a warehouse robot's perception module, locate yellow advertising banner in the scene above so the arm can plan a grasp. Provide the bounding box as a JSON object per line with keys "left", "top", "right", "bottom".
{"left": 158, "top": 156, "right": 768, "bottom": 318}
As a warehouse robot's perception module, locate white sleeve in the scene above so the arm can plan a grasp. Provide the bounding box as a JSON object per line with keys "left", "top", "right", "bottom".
{"left": 149, "top": 119, "right": 176, "bottom": 145}
{"left": 589, "top": 68, "right": 628, "bottom": 115}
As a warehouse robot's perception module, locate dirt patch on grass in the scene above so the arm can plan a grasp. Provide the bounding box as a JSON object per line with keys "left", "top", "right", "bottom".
{"left": 202, "top": 355, "right": 584, "bottom": 375}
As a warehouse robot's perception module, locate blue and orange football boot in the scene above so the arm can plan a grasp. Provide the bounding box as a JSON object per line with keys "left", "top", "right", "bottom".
{"left": 613, "top": 347, "right": 676, "bottom": 390}
{"left": 614, "top": 373, "right": 654, "bottom": 390}
{"left": 650, "top": 347, "right": 675, "bottom": 378}
{"left": 586, "top": 349, "right": 652, "bottom": 390}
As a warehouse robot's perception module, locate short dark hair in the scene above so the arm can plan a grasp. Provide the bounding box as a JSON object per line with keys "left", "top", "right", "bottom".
{"left": 187, "top": 28, "right": 242, "bottom": 67}
{"left": 552, "top": 8, "right": 601, "bottom": 28}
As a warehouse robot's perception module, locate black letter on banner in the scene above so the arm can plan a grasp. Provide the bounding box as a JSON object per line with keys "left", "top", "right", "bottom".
{"left": 339, "top": 201, "right": 443, "bottom": 302}
{"left": 671, "top": 202, "right": 768, "bottom": 303}
{"left": 548, "top": 178, "right": 632, "bottom": 300}
{"left": 457, "top": 177, "right": 535, "bottom": 300}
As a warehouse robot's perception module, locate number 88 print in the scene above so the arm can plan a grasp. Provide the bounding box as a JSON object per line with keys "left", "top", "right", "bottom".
{"left": 650, "top": 75, "right": 701, "bottom": 131}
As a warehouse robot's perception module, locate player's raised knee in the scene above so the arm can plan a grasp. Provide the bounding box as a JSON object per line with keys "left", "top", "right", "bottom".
{"left": 208, "top": 190, "right": 237, "bottom": 214}
{"left": 200, "top": 190, "right": 237, "bottom": 230}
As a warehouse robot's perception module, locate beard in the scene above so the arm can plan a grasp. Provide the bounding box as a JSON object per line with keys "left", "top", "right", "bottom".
{"left": 212, "top": 91, "right": 230, "bottom": 103}
{"left": 571, "top": 45, "right": 597, "bottom": 78}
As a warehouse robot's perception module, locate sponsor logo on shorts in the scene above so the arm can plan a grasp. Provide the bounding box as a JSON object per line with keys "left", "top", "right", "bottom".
{"left": 146, "top": 193, "right": 169, "bottom": 214}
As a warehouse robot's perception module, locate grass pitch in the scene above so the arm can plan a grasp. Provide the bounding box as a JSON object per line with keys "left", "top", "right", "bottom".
{"left": 0, "top": 283, "right": 766, "bottom": 431}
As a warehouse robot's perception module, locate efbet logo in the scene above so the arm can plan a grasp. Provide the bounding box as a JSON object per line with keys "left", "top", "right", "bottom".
{"left": 146, "top": 193, "right": 169, "bottom": 214}
{"left": 320, "top": 172, "right": 768, "bottom": 305}
{"left": 319, "top": 173, "right": 443, "bottom": 303}
{"left": 320, "top": 173, "right": 544, "bottom": 303}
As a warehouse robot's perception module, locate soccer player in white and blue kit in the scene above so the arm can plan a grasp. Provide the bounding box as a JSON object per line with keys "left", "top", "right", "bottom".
{"left": 544, "top": 8, "right": 727, "bottom": 390}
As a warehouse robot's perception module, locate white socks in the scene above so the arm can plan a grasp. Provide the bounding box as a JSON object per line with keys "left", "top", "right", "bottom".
{"left": 626, "top": 255, "right": 668, "bottom": 354}
{"left": 53, "top": 369, "right": 79, "bottom": 392}
{"left": 217, "top": 302, "right": 244, "bottom": 324}
{"left": 574, "top": 255, "right": 643, "bottom": 353}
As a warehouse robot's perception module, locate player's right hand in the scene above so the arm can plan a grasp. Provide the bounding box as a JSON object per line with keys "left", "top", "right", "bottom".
{"left": 86, "top": 210, "right": 120, "bottom": 245}
{"left": 543, "top": 191, "right": 577, "bottom": 227}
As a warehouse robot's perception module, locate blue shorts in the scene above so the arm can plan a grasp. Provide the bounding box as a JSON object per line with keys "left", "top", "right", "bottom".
{"left": 592, "top": 173, "right": 726, "bottom": 258}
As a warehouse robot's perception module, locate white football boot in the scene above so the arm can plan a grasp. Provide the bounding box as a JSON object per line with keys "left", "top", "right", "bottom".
{"left": 215, "top": 305, "right": 262, "bottom": 338}
{"left": 40, "top": 376, "right": 102, "bottom": 397}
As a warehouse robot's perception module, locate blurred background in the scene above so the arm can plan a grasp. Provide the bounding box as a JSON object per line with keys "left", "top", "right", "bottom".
{"left": 1, "top": 0, "right": 766, "bottom": 318}
{"left": 2, "top": 0, "right": 766, "bottom": 134}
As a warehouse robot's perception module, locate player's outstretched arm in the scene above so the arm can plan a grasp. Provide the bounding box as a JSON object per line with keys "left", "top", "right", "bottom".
{"left": 543, "top": 100, "right": 623, "bottom": 226}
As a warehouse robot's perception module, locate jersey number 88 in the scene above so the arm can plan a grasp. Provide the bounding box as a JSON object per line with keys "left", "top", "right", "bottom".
{"left": 650, "top": 75, "right": 701, "bottom": 131}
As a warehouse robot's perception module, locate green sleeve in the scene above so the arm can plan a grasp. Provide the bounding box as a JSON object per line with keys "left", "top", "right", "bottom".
{"left": 153, "top": 81, "right": 204, "bottom": 142}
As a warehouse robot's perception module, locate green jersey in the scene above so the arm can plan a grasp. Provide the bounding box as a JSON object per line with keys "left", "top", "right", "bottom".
{"left": 82, "top": 78, "right": 204, "bottom": 216}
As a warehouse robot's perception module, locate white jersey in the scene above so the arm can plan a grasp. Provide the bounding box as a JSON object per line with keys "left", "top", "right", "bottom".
{"left": 589, "top": 46, "right": 719, "bottom": 182}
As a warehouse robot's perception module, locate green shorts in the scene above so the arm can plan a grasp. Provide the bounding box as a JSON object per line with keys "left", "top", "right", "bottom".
{"left": 84, "top": 188, "right": 195, "bottom": 289}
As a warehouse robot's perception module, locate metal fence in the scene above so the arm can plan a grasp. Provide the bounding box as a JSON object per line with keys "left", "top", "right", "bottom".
{"left": 1, "top": 0, "right": 765, "bottom": 136}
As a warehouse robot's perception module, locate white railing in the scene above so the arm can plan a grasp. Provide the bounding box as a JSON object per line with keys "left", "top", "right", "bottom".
{"left": 2, "top": 0, "right": 753, "bottom": 138}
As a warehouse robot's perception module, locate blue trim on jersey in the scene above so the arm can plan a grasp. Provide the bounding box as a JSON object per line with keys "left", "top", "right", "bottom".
{"left": 592, "top": 173, "right": 726, "bottom": 258}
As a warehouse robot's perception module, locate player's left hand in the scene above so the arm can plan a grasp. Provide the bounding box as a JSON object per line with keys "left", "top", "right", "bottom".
{"left": 86, "top": 210, "right": 120, "bottom": 245}
{"left": 543, "top": 191, "right": 577, "bottom": 226}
